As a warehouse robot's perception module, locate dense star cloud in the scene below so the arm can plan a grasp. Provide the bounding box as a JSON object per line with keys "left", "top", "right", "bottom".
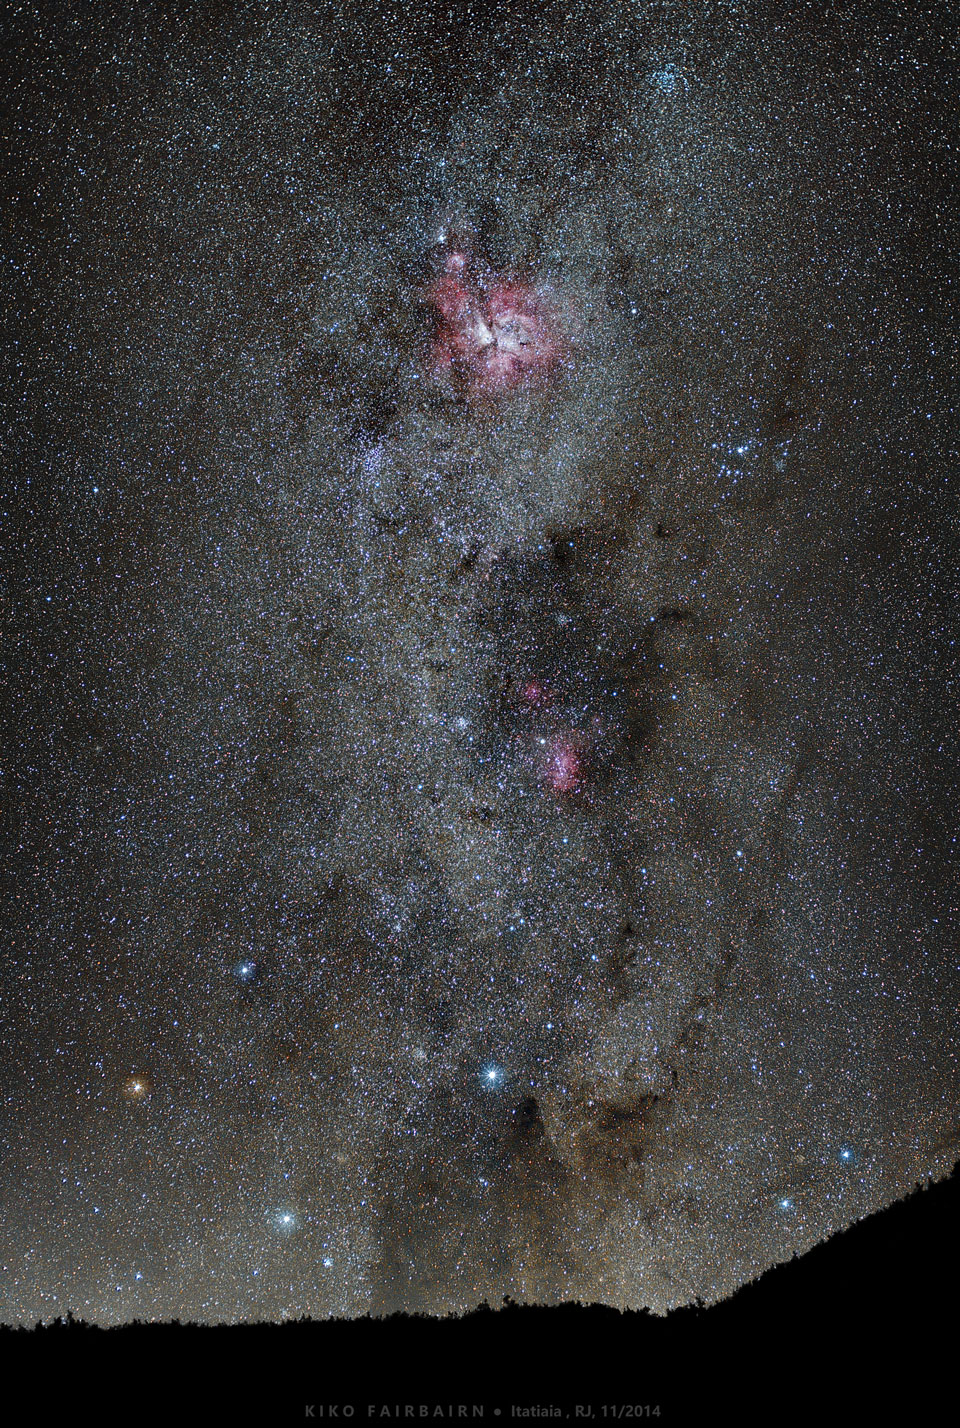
{"left": 2, "top": 0, "right": 958, "bottom": 1325}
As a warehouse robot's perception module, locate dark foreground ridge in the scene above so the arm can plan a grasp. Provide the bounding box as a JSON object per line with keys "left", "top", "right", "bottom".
{"left": 3, "top": 1168, "right": 956, "bottom": 1424}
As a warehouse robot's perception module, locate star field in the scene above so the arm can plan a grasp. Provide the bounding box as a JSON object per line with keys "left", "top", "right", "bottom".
{"left": 2, "top": 0, "right": 958, "bottom": 1324}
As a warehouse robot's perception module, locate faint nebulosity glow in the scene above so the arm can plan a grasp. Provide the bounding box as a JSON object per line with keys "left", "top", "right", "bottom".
{"left": 2, "top": 0, "right": 958, "bottom": 1325}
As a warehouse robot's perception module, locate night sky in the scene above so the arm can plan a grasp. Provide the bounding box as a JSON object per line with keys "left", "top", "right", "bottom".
{"left": 3, "top": 0, "right": 958, "bottom": 1326}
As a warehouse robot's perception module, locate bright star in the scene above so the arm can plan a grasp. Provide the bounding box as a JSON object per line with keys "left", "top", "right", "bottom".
{"left": 270, "top": 1208, "right": 299, "bottom": 1234}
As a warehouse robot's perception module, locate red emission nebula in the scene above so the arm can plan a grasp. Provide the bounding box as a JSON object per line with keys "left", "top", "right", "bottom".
{"left": 425, "top": 248, "right": 567, "bottom": 397}
{"left": 539, "top": 732, "right": 585, "bottom": 795}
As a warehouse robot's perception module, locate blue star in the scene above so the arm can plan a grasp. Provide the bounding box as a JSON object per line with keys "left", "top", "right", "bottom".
{"left": 269, "top": 1208, "right": 299, "bottom": 1234}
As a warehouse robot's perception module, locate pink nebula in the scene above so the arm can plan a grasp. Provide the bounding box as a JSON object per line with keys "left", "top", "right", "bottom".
{"left": 540, "top": 732, "right": 585, "bottom": 795}
{"left": 520, "top": 678, "right": 554, "bottom": 709}
{"left": 425, "top": 250, "right": 566, "bottom": 398}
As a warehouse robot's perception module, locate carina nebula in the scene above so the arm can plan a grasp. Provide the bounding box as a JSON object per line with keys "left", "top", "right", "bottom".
{"left": 425, "top": 245, "right": 567, "bottom": 395}
{"left": 2, "top": 0, "right": 958, "bottom": 1325}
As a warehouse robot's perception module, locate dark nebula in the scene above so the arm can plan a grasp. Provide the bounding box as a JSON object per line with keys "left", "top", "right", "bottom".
{"left": 2, "top": 0, "right": 958, "bottom": 1326}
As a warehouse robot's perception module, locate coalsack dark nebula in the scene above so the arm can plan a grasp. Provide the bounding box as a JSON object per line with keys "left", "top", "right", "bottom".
{"left": 2, "top": 0, "right": 958, "bottom": 1325}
